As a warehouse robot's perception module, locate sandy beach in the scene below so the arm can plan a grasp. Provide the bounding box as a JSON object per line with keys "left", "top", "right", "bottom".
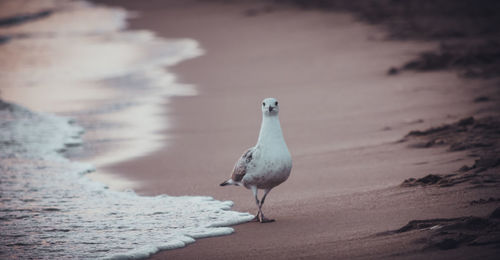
{"left": 1, "top": 0, "right": 498, "bottom": 258}
{"left": 92, "top": 0, "right": 500, "bottom": 258}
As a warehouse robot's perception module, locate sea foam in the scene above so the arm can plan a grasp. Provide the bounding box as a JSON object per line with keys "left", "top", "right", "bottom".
{"left": 0, "top": 0, "right": 253, "bottom": 259}
{"left": 0, "top": 101, "right": 253, "bottom": 259}
{"left": 0, "top": 0, "right": 202, "bottom": 169}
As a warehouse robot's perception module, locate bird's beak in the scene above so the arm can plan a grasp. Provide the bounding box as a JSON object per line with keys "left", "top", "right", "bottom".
{"left": 268, "top": 107, "right": 274, "bottom": 112}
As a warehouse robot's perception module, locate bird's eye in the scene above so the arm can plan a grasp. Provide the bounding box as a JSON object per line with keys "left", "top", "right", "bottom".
{"left": 275, "top": 101, "right": 278, "bottom": 106}
{"left": 262, "top": 102, "right": 265, "bottom": 106}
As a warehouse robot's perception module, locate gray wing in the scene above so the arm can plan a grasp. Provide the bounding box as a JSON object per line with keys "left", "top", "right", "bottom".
{"left": 231, "top": 147, "right": 254, "bottom": 182}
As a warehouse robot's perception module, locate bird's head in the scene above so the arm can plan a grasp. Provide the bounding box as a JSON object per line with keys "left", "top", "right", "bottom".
{"left": 261, "top": 97, "right": 279, "bottom": 116}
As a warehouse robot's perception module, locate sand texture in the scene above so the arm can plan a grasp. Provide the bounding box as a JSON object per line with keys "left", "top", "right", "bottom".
{"left": 94, "top": 0, "right": 500, "bottom": 258}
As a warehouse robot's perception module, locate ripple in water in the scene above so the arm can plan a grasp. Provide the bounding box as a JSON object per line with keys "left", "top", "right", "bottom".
{"left": 0, "top": 0, "right": 253, "bottom": 259}
{"left": 0, "top": 101, "right": 253, "bottom": 259}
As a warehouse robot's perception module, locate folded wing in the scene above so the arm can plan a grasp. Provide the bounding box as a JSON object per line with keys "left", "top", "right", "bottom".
{"left": 231, "top": 147, "right": 254, "bottom": 182}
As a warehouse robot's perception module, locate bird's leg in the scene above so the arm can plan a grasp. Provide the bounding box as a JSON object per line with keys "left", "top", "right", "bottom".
{"left": 258, "top": 189, "right": 275, "bottom": 223}
{"left": 250, "top": 186, "right": 261, "bottom": 222}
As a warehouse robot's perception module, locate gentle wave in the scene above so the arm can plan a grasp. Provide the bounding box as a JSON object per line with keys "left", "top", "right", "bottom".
{"left": 0, "top": 101, "right": 253, "bottom": 259}
{"left": 0, "top": 0, "right": 202, "bottom": 169}
{"left": 0, "top": 0, "right": 252, "bottom": 259}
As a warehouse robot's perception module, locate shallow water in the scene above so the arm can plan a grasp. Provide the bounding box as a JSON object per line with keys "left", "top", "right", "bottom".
{"left": 0, "top": 103, "right": 252, "bottom": 259}
{"left": 0, "top": 0, "right": 253, "bottom": 258}
{"left": 0, "top": 0, "right": 201, "bottom": 169}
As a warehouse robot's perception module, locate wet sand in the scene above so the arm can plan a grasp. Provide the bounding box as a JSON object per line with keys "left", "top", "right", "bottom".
{"left": 95, "top": 0, "right": 500, "bottom": 258}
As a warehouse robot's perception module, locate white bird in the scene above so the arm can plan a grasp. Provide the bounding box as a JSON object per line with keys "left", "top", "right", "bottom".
{"left": 220, "top": 97, "right": 292, "bottom": 223}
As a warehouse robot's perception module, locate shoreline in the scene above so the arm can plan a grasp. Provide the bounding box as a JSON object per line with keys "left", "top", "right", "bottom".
{"left": 0, "top": 1, "right": 254, "bottom": 258}
{"left": 94, "top": 0, "right": 500, "bottom": 258}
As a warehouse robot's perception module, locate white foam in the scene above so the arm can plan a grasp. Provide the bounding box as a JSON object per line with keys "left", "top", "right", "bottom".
{"left": 0, "top": 100, "right": 253, "bottom": 259}
{"left": 0, "top": 0, "right": 202, "bottom": 168}
{"left": 0, "top": 102, "right": 86, "bottom": 162}
{"left": 0, "top": 0, "right": 252, "bottom": 259}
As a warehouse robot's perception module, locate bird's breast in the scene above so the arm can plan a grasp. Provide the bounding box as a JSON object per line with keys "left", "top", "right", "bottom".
{"left": 243, "top": 146, "right": 292, "bottom": 189}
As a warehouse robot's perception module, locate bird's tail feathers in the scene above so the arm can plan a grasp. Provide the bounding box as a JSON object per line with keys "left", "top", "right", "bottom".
{"left": 219, "top": 179, "right": 235, "bottom": 186}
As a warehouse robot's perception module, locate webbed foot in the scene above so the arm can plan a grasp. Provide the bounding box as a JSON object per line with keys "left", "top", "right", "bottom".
{"left": 259, "top": 214, "right": 275, "bottom": 223}
{"left": 259, "top": 218, "right": 275, "bottom": 223}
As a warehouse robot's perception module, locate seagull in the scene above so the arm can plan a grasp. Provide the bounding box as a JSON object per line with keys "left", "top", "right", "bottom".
{"left": 220, "top": 97, "right": 292, "bottom": 223}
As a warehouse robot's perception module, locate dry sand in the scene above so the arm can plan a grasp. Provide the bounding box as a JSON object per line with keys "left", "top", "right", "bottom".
{"left": 95, "top": 0, "right": 500, "bottom": 258}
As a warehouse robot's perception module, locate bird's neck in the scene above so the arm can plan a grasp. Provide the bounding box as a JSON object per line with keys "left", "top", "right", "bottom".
{"left": 257, "top": 114, "right": 286, "bottom": 147}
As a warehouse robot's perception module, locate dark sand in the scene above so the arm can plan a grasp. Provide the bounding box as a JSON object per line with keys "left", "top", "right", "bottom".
{"left": 95, "top": 0, "right": 500, "bottom": 258}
